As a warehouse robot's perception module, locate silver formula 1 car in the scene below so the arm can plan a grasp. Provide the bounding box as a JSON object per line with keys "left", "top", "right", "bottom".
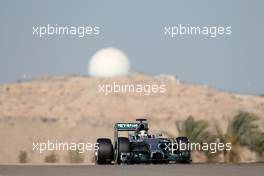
{"left": 95, "top": 118, "right": 191, "bottom": 164}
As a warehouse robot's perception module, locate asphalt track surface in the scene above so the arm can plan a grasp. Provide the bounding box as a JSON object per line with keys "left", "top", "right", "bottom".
{"left": 0, "top": 163, "right": 263, "bottom": 176}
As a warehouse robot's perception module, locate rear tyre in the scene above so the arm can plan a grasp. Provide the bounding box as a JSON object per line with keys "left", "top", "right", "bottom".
{"left": 176, "top": 137, "right": 191, "bottom": 164}
{"left": 95, "top": 138, "right": 114, "bottom": 164}
{"left": 116, "top": 137, "right": 130, "bottom": 164}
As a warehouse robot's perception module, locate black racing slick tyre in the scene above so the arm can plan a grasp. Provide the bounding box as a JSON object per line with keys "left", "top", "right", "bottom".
{"left": 95, "top": 138, "right": 114, "bottom": 164}
{"left": 116, "top": 137, "right": 130, "bottom": 164}
{"left": 176, "top": 137, "right": 191, "bottom": 164}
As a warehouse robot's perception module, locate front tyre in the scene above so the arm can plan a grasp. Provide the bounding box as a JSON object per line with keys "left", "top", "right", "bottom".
{"left": 95, "top": 138, "right": 114, "bottom": 164}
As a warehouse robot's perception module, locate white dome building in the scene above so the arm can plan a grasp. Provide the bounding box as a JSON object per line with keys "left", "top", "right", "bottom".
{"left": 88, "top": 47, "right": 130, "bottom": 77}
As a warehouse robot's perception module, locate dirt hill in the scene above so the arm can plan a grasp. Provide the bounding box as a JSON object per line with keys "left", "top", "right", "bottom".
{"left": 0, "top": 74, "right": 263, "bottom": 163}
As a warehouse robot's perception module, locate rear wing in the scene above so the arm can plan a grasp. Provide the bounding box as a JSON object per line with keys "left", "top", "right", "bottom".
{"left": 114, "top": 122, "right": 148, "bottom": 141}
{"left": 115, "top": 123, "right": 148, "bottom": 130}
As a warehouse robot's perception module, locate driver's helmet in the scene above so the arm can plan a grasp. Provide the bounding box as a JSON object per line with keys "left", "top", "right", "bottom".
{"left": 138, "top": 130, "right": 148, "bottom": 138}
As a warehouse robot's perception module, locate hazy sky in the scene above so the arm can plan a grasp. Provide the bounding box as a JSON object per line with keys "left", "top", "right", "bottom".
{"left": 0, "top": 0, "right": 263, "bottom": 94}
